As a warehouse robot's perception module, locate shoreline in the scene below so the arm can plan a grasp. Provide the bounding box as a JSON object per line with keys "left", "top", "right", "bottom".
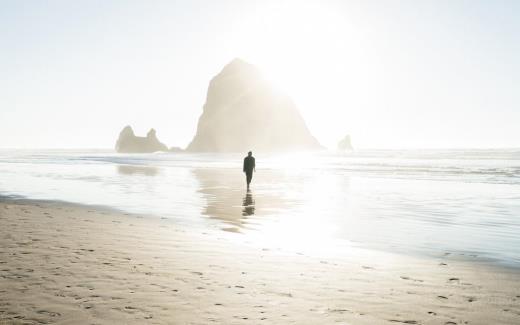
{"left": 1, "top": 197, "right": 520, "bottom": 324}
{"left": 2, "top": 194, "right": 518, "bottom": 271}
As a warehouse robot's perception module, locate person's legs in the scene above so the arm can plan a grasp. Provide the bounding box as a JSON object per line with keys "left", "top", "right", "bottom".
{"left": 246, "top": 171, "right": 253, "bottom": 188}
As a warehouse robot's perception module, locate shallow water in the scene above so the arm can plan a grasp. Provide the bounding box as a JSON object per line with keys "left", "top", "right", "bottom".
{"left": 1, "top": 149, "right": 519, "bottom": 265}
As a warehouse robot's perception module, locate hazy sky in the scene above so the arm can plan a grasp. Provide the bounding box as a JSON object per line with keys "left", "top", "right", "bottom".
{"left": 1, "top": 0, "right": 519, "bottom": 149}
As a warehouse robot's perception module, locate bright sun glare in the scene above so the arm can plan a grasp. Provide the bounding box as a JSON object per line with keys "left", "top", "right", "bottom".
{"left": 231, "top": 1, "right": 363, "bottom": 148}
{"left": 245, "top": 2, "right": 351, "bottom": 90}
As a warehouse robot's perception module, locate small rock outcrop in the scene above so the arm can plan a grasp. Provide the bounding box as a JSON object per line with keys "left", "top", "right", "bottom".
{"left": 187, "top": 58, "right": 322, "bottom": 152}
{"left": 338, "top": 134, "right": 353, "bottom": 151}
{"left": 168, "top": 146, "right": 183, "bottom": 153}
{"left": 115, "top": 126, "right": 168, "bottom": 153}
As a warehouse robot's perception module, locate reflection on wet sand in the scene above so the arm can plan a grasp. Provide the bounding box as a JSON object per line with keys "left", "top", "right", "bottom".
{"left": 117, "top": 165, "right": 159, "bottom": 176}
{"left": 242, "top": 191, "right": 255, "bottom": 216}
{"left": 192, "top": 168, "right": 290, "bottom": 232}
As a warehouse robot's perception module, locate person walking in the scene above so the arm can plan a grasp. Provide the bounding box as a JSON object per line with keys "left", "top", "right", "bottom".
{"left": 243, "top": 151, "right": 256, "bottom": 190}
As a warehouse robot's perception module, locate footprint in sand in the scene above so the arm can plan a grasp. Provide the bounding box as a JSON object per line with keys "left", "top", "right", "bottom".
{"left": 37, "top": 310, "right": 61, "bottom": 317}
{"left": 389, "top": 319, "right": 418, "bottom": 324}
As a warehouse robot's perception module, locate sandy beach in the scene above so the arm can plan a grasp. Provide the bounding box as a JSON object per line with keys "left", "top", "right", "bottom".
{"left": 2, "top": 0, "right": 519, "bottom": 323}
{"left": 1, "top": 198, "right": 519, "bottom": 324}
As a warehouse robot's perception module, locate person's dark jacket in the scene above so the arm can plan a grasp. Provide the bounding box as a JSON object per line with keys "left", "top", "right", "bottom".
{"left": 243, "top": 156, "right": 255, "bottom": 173}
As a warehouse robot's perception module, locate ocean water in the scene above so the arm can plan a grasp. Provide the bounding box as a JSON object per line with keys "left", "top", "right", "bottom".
{"left": 1, "top": 149, "right": 519, "bottom": 265}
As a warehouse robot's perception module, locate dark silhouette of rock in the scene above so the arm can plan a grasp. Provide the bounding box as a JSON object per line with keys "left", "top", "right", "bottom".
{"left": 338, "top": 134, "right": 353, "bottom": 151}
{"left": 187, "top": 58, "right": 322, "bottom": 152}
{"left": 115, "top": 126, "right": 168, "bottom": 153}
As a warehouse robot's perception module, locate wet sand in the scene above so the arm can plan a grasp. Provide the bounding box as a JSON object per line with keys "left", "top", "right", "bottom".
{"left": 1, "top": 198, "right": 520, "bottom": 324}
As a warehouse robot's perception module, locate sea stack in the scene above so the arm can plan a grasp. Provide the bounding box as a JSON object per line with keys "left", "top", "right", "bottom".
{"left": 187, "top": 58, "right": 322, "bottom": 152}
{"left": 338, "top": 134, "right": 353, "bottom": 151}
{"left": 115, "top": 126, "right": 168, "bottom": 153}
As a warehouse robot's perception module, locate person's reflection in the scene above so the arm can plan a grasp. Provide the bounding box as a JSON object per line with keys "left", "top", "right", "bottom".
{"left": 242, "top": 190, "right": 255, "bottom": 216}
{"left": 192, "top": 168, "right": 288, "bottom": 230}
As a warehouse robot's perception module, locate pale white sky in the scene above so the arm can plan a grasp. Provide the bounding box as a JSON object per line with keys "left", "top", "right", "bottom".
{"left": 1, "top": 0, "right": 519, "bottom": 149}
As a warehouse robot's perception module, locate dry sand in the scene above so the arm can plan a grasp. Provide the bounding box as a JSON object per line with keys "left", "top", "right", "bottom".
{"left": 1, "top": 198, "right": 519, "bottom": 324}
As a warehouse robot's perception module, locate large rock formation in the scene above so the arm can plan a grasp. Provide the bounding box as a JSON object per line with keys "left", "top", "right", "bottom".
{"left": 115, "top": 126, "right": 168, "bottom": 153}
{"left": 187, "top": 58, "right": 322, "bottom": 152}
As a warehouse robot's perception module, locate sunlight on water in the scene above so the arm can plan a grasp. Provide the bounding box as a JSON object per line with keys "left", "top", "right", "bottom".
{"left": 1, "top": 149, "right": 520, "bottom": 265}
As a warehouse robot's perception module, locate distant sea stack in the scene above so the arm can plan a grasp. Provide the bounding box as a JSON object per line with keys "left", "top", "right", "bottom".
{"left": 187, "top": 58, "right": 323, "bottom": 152}
{"left": 338, "top": 134, "right": 353, "bottom": 151}
{"left": 115, "top": 126, "right": 168, "bottom": 153}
